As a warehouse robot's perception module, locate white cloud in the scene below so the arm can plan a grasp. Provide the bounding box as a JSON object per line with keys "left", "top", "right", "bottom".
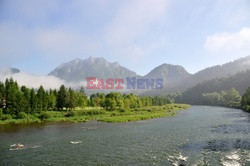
{"left": 0, "top": 0, "right": 170, "bottom": 69}
{"left": 0, "top": 72, "right": 63, "bottom": 90}
{"left": 0, "top": 68, "right": 86, "bottom": 90}
{"left": 0, "top": 22, "right": 101, "bottom": 66}
{"left": 204, "top": 27, "right": 250, "bottom": 55}
{"left": 105, "top": 0, "right": 168, "bottom": 46}
{"left": 36, "top": 28, "right": 102, "bottom": 62}
{"left": 0, "top": 0, "right": 103, "bottom": 66}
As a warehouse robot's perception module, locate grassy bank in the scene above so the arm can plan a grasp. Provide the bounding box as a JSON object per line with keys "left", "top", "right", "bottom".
{"left": 0, "top": 104, "right": 190, "bottom": 125}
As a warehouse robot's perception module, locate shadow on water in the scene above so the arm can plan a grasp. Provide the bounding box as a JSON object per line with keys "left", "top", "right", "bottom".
{"left": 0, "top": 123, "right": 47, "bottom": 133}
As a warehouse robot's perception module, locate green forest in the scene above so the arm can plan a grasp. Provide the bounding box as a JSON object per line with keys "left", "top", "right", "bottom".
{"left": 175, "top": 70, "right": 250, "bottom": 109}
{"left": 0, "top": 77, "right": 249, "bottom": 124}
{"left": 0, "top": 78, "right": 188, "bottom": 124}
{"left": 168, "top": 77, "right": 250, "bottom": 112}
{"left": 162, "top": 84, "right": 250, "bottom": 112}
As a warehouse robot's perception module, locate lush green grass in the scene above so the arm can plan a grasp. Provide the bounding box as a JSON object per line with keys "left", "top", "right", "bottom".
{"left": 0, "top": 104, "right": 190, "bottom": 125}
{"left": 98, "top": 104, "right": 189, "bottom": 122}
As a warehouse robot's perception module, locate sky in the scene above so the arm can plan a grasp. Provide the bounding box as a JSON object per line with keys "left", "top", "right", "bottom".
{"left": 1, "top": 0, "right": 250, "bottom": 76}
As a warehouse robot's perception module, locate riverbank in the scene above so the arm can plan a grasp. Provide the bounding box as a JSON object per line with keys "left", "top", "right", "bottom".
{"left": 0, "top": 104, "right": 190, "bottom": 125}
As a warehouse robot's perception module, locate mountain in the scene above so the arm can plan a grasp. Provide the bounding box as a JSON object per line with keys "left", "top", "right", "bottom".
{"left": 163, "top": 55, "right": 250, "bottom": 93}
{"left": 141, "top": 56, "right": 250, "bottom": 95}
{"left": 189, "top": 55, "right": 250, "bottom": 84}
{"left": 48, "top": 57, "right": 139, "bottom": 82}
{"left": 143, "top": 64, "right": 191, "bottom": 83}
{"left": 181, "top": 70, "right": 250, "bottom": 104}
{"left": 49, "top": 56, "right": 250, "bottom": 95}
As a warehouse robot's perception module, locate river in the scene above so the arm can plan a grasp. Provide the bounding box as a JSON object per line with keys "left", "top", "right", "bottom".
{"left": 0, "top": 106, "right": 249, "bottom": 165}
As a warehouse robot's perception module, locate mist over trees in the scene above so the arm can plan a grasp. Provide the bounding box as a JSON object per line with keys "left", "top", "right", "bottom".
{"left": 0, "top": 78, "right": 174, "bottom": 120}
{"left": 0, "top": 78, "right": 88, "bottom": 119}
{"left": 0, "top": 75, "right": 249, "bottom": 122}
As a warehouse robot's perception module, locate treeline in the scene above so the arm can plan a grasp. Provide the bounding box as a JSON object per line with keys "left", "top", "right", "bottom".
{"left": 180, "top": 70, "right": 250, "bottom": 104}
{"left": 90, "top": 93, "right": 173, "bottom": 111}
{"left": 202, "top": 88, "right": 241, "bottom": 108}
{"left": 0, "top": 78, "right": 174, "bottom": 119}
{"left": 171, "top": 86, "right": 250, "bottom": 112}
{"left": 0, "top": 78, "right": 88, "bottom": 119}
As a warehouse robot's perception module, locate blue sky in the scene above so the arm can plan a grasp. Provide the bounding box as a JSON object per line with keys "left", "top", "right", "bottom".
{"left": 1, "top": 0, "right": 250, "bottom": 76}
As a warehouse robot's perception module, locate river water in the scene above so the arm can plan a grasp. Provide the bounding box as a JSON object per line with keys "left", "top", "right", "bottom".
{"left": 0, "top": 106, "right": 249, "bottom": 165}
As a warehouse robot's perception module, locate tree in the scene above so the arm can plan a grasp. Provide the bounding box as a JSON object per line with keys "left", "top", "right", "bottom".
{"left": 221, "top": 88, "right": 241, "bottom": 107}
{"left": 202, "top": 92, "right": 221, "bottom": 105}
{"left": 103, "top": 92, "right": 123, "bottom": 111}
{"left": 90, "top": 93, "right": 105, "bottom": 107}
{"left": 0, "top": 82, "right": 5, "bottom": 108}
{"left": 126, "top": 94, "right": 141, "bottom": 108}
{"left": 241, "top": 86, "right": 250, "bottom": 112}
{"left": 16, "top": 90, "right": 25, "bottom": 114}
{"left": 202, "top": 88, "right": 241, "bottom": 108}
{"left": 57, "top": 85, "right": 67, "bottom": 110}
{"left": 4, "top": 78, "right": 19, "bottom": 115}
{"left": 30, "top": 88, "right": 37, "bottom": 112}
{"left": 48, "top": 89, "right": 57, "bottom": 110}
{"left": 123, "top": 95, "right": 131, "bottom": 109}
{"left": 104, "top": 97, "right": 117, "bottom": 111}
{"left": 67, "top": 88, "right": 76, "bottom": 110}
{"left": 37, "top": 86, "right": 47, "bottom": 111}
{"left": 75, "top": 87, "right": 88, "bottom": 108}
{"left": 21, "top": 86, "right": 31, "bottom": 113}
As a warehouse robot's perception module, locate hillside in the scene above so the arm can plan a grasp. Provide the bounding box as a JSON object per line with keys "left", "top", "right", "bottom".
{"left": 181, "top": 70, "right": 250, "bottom": 104}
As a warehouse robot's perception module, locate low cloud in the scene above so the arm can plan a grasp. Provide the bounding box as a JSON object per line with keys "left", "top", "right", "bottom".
{"left": 204, "top": 27, "right": 250, "bottom": 55}
{"left": 0, "top": 0, "right": 169, "bottom": 71}
{"left": 0, "top": 68, "right": 86, "bottom": 90}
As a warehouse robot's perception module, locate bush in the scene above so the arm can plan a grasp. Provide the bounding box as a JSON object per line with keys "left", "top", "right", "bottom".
{"left": 243, "top": 105, "right": 250, "bottom": 112}
{"left": 1, "top": 114, "right": 12, "bottom": 120}
{"left": 17, "top": 112, "right": 27, "bottom": 119}
{"left": 38, "top": 112, "right": 51, "bottom": 120}
{"left": 119, "top": 108, "right": 129, "bottom": 113}
{"left": 134, "top": 108, "right": 141, "bottom": 112}
{"left": 83, "top": 109, "right": 105, "bottom": 115}
{"left": 65, "top": 110, "right": 75, "bottom": 117}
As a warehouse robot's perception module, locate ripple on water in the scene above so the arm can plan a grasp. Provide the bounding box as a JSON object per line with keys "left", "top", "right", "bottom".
{"left": 211, "top": 124, "right": 250, "bottom": 134}
{"left": 168, "top": 152, "right": 188, "bottom": 166}
{"left": 1, "top": 106, "right": 249, "bottom": 165}
{"left": 220, "top": 149, "right": 250, "bottom": 166}
{"left": 181, "top": 139, "right": 250, "bottom": 152}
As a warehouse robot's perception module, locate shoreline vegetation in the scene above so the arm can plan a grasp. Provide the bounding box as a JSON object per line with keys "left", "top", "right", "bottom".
{"left": 0, "top": 78, "right": 190, "bottom": 125}
{"left": 1, "top": 77, "right": 249, "bottom": 125}
{"left": 0, "top": 104, "right": 190, "bottom": 125}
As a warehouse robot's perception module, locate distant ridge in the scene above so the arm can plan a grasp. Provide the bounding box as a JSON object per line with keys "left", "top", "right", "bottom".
{"left": 165, "top": 55, "right": 250, "bottom": 93}
{"left": 48, "top": 55, "right": 250, "bottom": 96}
{"left": 143, "top": 63, "right": 191, "bottom": 83}
{"left": 48, "top": 57, "right": 139, "bottom": 82}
